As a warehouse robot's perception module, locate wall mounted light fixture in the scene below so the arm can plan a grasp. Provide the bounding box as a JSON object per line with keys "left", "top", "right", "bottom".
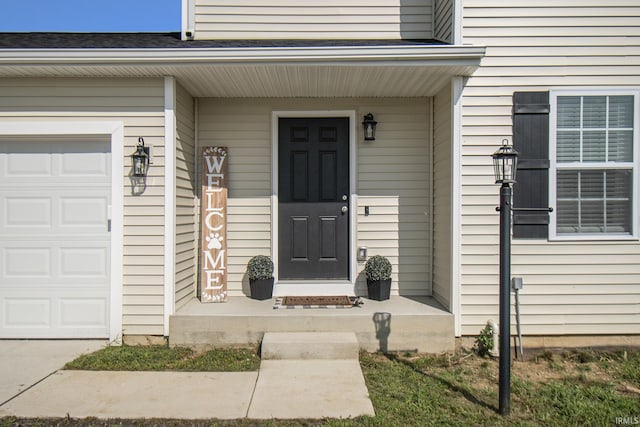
{"left": 362, "top": 113, "right": 378, "bottom": 141}
{"left": 132, "top": 137, "right": 150, "bottom": 178}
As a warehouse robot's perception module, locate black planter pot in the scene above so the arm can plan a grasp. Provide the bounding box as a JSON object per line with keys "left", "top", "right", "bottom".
{"left": 249, "top": 278, "right": 274, "bottom": 300}
{"left": 367, "top": 278, "right": 391, "bottom": 301}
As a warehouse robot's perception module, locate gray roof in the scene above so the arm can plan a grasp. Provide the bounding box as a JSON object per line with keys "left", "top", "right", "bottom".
{"left": 0, "top": 32, "right": 445, "bottom": 49}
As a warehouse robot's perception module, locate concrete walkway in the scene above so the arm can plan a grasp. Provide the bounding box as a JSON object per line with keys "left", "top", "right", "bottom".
{"left": 249, "top": 359, "right": 374, "bottom": 419}
{"left": 0, "top": 340, "right": 106, "bottom": 405}
{"left": 0, "top": 371, "right": 260, "bottom": 419}
{"left": 0, "top": 335, "right": 375, "bottom": 420}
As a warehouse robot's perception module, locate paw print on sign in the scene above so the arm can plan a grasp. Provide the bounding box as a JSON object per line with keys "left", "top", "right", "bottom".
{"left": 206, "top": 233, "right": 224, "bottom": 250}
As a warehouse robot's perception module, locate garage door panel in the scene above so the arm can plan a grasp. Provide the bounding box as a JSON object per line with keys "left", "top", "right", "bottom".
{"left": 3, "top": 299, "right": 51, "bottom": 327}
{"left": 60, "top": 248, "right": 108, "bottom": 278}
{"left": 59, "top": 197, "right": 108, "bottom": 228}
{"left": 0, "top": 139, "right": 110, "bottom": 184}
{"left": 3, "top": 248, "right": 52, "bottom": 278}
{"left": 2, "top": 242, "right": 109, "bottom": 283}
{"left": 2, "top": 294, "right": 108, "bottom": 338}
{"left": 1, "top": 191, "right": 109, "bottom": 234}
{"left": 0, "top": 137, "right": 111, "bottom": 338}
{"left": 59, "top": 298, "right": 107, "bottom": 327}
{"left": 60, "top": 150, "right": 109, "bottom": 177}
{"left": 5, "top": 152, "right": 52, "bottom": 176}
{"left": 4, "top": 197, "right": 52, "bottom": 228}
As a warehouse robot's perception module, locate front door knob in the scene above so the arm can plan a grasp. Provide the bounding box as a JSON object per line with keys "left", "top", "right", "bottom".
{"left": 341, "top": 206, "right": 349, "bottom": 213}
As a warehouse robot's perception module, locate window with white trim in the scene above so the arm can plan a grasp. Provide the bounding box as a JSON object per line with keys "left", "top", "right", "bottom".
{"left": 551, "top": 91, "right": 638, "bottom": 238}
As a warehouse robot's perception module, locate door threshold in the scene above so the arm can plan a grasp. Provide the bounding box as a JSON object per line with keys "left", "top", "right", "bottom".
{"left": 273, "top": 281, "right": 355, "bottom": 297}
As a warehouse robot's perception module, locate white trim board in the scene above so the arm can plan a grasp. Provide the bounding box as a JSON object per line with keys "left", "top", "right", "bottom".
{"left": 163, "top": 76, "right": 177, "bottom": 336}
{"left": 451, "top": 77, "right": 463, "bottom": 337}
{"left": 271, "top": 110, "right": 358, "bottom": 296}
{"left": 0, "top": 120, "right": 124, "bottom": 344}
{"left": 453, "top": 0, "right": 463, "bottom": 45}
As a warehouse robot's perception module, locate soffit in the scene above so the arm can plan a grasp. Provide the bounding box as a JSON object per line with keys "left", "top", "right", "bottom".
{"left": 0, "top": 44, "right": 485, "bottom": 98}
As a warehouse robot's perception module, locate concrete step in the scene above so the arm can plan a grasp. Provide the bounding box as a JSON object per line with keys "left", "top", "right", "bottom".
{"left": 261, "top": 332, "right": 359, "bottom": 360}
{"left": 169, "top": 296, "right": 455, "bottom": 353}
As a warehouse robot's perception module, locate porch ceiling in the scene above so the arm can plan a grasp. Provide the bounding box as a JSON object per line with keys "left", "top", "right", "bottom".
{"left": 0, "top": 44, "right": 485, "bottom": 98}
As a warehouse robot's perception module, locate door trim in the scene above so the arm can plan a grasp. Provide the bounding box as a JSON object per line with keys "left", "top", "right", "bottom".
{"left": 0, "top": 121, "right": 124, "bottom": 343}
{"left": 271, "top": 110, "right": 357, "bottom": 296}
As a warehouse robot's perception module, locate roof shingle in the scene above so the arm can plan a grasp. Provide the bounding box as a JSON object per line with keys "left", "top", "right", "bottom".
{"left": 0, "top": 32, "right": 445, "bottom": 49}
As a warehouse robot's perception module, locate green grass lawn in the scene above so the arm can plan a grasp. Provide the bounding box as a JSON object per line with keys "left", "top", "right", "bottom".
{"left": 2, "top": 346, "right": 639, "bottom": 427}
{"left": 63, "top": 345, "right": 261, "bottom": 372}
{"left": 354, "top": 350, "right": 640, "bottom": 427}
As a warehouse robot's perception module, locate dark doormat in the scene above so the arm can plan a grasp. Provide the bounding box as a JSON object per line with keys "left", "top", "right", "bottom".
{"left": 273, "top": 296, "right": 363, "bottom": 310}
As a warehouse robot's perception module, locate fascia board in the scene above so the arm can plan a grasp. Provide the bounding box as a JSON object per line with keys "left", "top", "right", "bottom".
{"left": 0, "top": 45, "right": 486, "bottom": 66}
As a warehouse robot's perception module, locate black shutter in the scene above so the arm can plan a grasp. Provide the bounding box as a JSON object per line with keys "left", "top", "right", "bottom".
{"left": 512, "top": 91, "right": 550, "bottom": 239}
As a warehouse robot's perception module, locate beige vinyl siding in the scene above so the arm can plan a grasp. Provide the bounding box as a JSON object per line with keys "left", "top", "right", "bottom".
{"left": 356, "top": 99, "right": 431, "bottom": 296}
{"left": 174, "top": 83, "right": 196, "bottom": 311}
{"left": 193, "top": 0, "right": 434, "bottom": 40}
{"left": 197, "top": 99, "right": 272, "bottom": 296}
{"left": 0, "top": 77, "right": 166, "bottom": 336}
{"left": 434, "top": 0, "right": 453, "bottom": 43}
{"left": 198, "top": 98, "right": 431, "bottom": 296}
{"left": 432, "top": 83, "right": 452, "bottom": 309}
{"left": 459, "top": 1, "right": 640, "bottom": 336}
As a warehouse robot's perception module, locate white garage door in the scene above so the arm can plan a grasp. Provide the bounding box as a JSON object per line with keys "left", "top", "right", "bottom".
{"left": 0, "top": 137, "right": 111, "bottom": 338}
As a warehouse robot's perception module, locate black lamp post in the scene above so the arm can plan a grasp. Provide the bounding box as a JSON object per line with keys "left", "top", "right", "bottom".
{"left": 491, "top": 139, "right": 518, "bottom": 416}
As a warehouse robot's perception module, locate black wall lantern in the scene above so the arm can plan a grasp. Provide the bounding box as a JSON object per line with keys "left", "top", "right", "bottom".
{"left": 132, "top": 137, "right": 150, "bottom": 178}
{"left": 362, "top": 113, "right": 377, "bottom": 141}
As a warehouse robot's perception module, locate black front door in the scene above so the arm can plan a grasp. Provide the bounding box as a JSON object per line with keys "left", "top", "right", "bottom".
{"left": 278, "top": 117, "right": 350, "bottom": 280}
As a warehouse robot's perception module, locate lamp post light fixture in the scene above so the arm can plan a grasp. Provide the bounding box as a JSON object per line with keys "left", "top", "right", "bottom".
{"left": 362, "top": 113, "right": 377, "bottom": 141}
{"left": 491, "top": 139, "right": 518, "bottom": 416}
{"left": 492, "top": 140, "right": 518, "bottom": 184}
{"left": 132, "top": 137, "right": 150, "bottom": 178}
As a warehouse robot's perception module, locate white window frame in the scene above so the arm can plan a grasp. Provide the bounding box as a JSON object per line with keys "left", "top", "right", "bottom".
{"left": 549, "top": 89, "right": 640, "bottom": 241}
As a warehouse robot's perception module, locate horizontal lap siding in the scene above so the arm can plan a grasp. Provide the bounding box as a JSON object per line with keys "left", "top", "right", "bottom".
{"left": 194, "top": 0, "right": 433, "bottom": 40}
{"left": 0, "top": 77, "right": 166, "bottom": 336}
{"left": 357, "top": 99, "right": 431, "bottom": 296}
{"left": 198, "top": 98, "right": 431, "bottom": 296}
{"left": 460, "top": 1, "right": 640, "bottom": 336}
{"left": 175, "top": 84, "right": 196, "bottom": 310}
{"left": 432, "top": 84, "right": 452, "bottom": 309}
{"left": 197, "top": 99, "right": 272, "bottom": 296}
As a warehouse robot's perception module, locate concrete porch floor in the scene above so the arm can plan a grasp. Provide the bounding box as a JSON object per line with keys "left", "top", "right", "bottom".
{"left": 169, "top": 296, "right": 454, "bottom": 353}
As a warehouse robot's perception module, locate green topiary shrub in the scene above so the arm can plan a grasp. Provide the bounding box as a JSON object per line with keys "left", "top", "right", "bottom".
{"left": 247, "top": 255, "right": 273, "bottom": 281}
{"left": 365, "top": 255, "right": 392, "bottom": 281}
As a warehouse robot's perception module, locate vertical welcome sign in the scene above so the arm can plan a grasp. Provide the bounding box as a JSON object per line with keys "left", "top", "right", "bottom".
{"left": 200, "top": 147, "right": 228, "bottom": 303}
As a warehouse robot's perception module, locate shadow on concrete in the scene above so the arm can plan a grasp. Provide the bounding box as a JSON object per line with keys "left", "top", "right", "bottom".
{"left": 373, "top": 312, "right": 392, "bottom": 353}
